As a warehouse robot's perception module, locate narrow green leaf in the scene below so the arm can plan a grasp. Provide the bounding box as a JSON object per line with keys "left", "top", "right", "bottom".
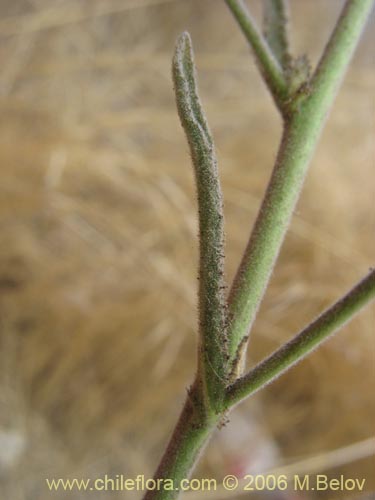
{"left": 172, "top": 33, "right": 228, "bottom": 408}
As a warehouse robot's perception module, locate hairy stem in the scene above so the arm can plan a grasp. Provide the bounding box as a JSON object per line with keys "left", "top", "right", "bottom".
{"left": 143, "top": 382, "right": 219, "bottom": 500}
{"left": 225, "top": 0, "right": 289, "bottom": 109}
{"left": 293, "top": 0, "right": 374, "bottom": 115}
{"left": 227, "top": 0, "right": 373, "bottom": 367}
{"left": 146, "top": 2, "right": 373, "bottom": 498}
{"left": 263, "top": 0, "right": 290, "bottom": 70}
{"left": 226, "top": 269, "right": 375, "bottom": 407}
{"left": 172, "top": 32, "right": 228, "bottom": 409}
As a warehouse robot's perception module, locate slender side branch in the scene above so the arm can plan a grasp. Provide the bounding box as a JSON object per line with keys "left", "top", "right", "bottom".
{"left": 263, "top": 0, "right": 290, "bottom": 70}
{"left": 227, "top": 0, "right": 373, "bottom": 369}
{"left": 292, "top": 0, "right": 374, "bottom": 116}
{"left": 226, "top": 269, "right": 375, "bottom": 408}
{"left": 172, "top": 33, "right": 228, "bottom": 409}
{"left": 225, "top": 0, "right": 288, "bottom": 109}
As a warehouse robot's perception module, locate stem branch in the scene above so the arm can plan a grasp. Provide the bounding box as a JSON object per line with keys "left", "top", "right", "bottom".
{"left": 225, "top": 0, "right": 289, "bottom": 109}
{"left": 226, "top": 269, "right": 375, "bottom": 407}
{"left": 145, "top": 2, "right": 373, "bottom": 497}
{"left": 263, "top": 0, "right": 290, "bottom": 70}
{"left": 227, "top": 0, "right": 373, "bottom": 367}
{"left": 298, "top": 0, "right": 374, "bottom": 116}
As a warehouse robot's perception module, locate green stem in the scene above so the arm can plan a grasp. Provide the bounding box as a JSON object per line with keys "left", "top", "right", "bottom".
{"left": 146, "top": 2, "right": 373, "bottom": 498}
{"left": 225, "top": 0, "right": 289, "bottom": 109}
{"left": 226, "top": 269, "right": 375, "bottom": 407}
{"left": 143, "top": 382, "right": 219, "bottom": 500}
{"left": 263, "top": 0, "right": 290, "bottom": 70}
{"left": 227, "top": 0, "right": 373, "bottom": 366}
{"left": 294, "top": 0, "right": 374, "bottom": 115}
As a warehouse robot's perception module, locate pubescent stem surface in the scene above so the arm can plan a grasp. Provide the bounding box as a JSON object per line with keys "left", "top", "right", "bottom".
{"left": 145, "top": 2, "right": 374, "bottom": 498}
{"left": 227, "top": 0, "right": 374, "bottom": 367}
{"left": 226, "top": 269, "right": 375, "bottom": 407}
{"left": 263, "top": 0, "right": 291, "bottom": 71}
{"left": 225, "top": 0, "right": 289, "bottom": 110}
{"left": 143, "top": 379, "right": 219, "bottom": 500}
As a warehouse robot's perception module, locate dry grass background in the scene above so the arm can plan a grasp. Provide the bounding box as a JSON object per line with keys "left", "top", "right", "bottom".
{"left": 0, "top": 0, "right": 374, "bottom": 499}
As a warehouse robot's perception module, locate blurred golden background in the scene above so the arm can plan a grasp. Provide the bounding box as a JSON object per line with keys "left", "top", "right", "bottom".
{"left": 0, "top": 1, "right": 374, "bottom": 499}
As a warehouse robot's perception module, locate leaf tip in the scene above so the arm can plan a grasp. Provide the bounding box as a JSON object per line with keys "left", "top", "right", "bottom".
{"left": 174, "top": 31, "right": 192, "bottom": 58}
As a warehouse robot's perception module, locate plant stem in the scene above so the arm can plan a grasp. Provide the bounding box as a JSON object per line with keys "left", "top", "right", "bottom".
{"left": 294, "top": 0, "right": 374, "bottom": 116}
{"left": 146, "top": 2, "right": 373, "bottom": 498}
{"left": 227, "top": 0, "right": 373, "bottom": 366}
{"left": 143, "top": 382, "right": 219, "bottom": 500}
{"left": 225, "top": 0, "right": 288, "bottom": 108}
{"left": 263, "top": 0, "right": 290, "bottom": 70}
{"left": 226, "top": 269, "right": 375, "bottom": 407}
